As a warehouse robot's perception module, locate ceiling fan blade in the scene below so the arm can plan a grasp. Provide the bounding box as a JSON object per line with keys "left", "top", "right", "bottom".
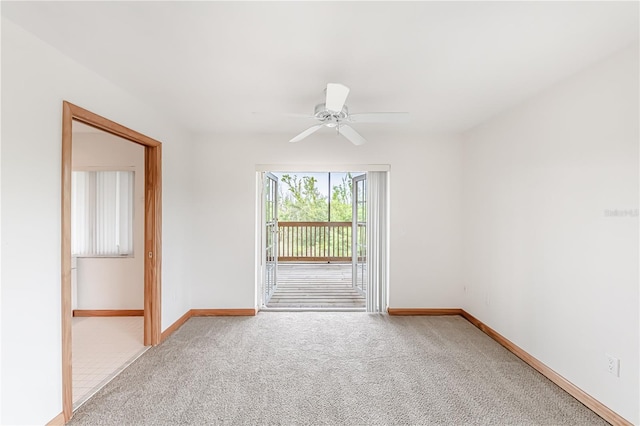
{"left": 289, "top": 124, "right": 324, "bottom": 143}
{"left": 325, "top": 83, "right": 350, "bottom": 113}
{"left": 252, "top": 112, "right": 316, "bottom": 121}
{"left": 349, "top": 112, "right": 410, "bottom": 123}
{"left": 282, "top": 113, "right": 316, "bottom": 119}
{"left": 338, "top": 125, "right": 366, "bottom": 146}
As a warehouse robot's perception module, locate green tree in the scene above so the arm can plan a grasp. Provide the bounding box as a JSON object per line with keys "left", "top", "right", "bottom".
{"left": 329, "top": 173, "right": 353, "bottom": 222}
{"left": 279, "top": 174, "right": 328, "bottom": 221}
{"left": 278, "top": 173, "right": 355, "bottom": 222}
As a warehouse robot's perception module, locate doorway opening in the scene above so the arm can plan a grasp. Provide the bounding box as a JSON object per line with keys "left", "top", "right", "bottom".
{"left": 61, "top": 102, "right": 162, "bottom": 422}
{"left": 70, "top": 121, "right": 147, "bottom": 409}
{"left": 257, "top": 167, "right": 388, "bottom": 313}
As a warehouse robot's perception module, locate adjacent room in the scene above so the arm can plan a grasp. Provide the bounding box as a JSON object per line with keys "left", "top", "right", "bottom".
{"left": 0, "top": 2, "right": 637, "bottom": 425}
{"left": 70, "top": 121, "right": 148, "bottom": 409}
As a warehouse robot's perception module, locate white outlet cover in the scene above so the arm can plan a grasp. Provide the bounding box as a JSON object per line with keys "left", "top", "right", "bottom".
{"left": 606, "top": 354, "right": 620, "bottom": 377}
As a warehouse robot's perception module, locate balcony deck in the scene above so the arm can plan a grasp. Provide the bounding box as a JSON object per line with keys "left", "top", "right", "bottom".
{"left": 266, "top": 263, "right": 365, "bottom": 309}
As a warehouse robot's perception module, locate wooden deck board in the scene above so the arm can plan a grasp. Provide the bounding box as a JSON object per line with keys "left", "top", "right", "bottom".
{"left": 266, "top": 263, "right": 365, "bottom": 309}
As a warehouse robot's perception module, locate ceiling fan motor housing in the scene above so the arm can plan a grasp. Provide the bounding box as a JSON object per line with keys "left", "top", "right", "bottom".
{"left": 314, "top": 103, "right": 349, "bottom": 127}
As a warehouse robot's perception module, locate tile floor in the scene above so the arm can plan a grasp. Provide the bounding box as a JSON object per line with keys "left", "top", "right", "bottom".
{"left": 72, "top": 316, "right": 147, "bottom": 409}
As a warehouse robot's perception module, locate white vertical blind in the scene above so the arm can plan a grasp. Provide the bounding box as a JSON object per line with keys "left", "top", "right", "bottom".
{"left": 366, "top": 171, "right": 389, "bottom": 313}
{"left": 118, "top": 171, "right": 134, "bottom": 254}
{"left": 72, "top": 171, "right": 134, "bottom": 256}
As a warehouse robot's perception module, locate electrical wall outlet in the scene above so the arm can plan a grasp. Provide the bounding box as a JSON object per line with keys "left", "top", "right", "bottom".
{"left": 606, "top": 354, "right": 620, "bottom": 377}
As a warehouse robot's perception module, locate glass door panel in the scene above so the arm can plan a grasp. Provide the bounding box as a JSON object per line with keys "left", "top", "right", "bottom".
{"left": 352, "top": 174, "right": 366, "bottom": 294}
{"left": 263, "top": 172, "right": 278, "bottom": 305}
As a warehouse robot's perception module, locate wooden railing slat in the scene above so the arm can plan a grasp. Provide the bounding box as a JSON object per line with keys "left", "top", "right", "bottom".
{"left": 277, "top": 222, "right": 352, "bottom": 262}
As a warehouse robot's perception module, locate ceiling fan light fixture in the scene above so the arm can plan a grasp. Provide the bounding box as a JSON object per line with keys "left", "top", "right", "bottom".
{"left": 314, "top": 103, "right": 349, "bottom": 122}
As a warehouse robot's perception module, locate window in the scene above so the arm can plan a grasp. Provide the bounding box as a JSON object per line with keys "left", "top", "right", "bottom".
{"left": 274, "top": 172, "right": 361, "bottom": 222}
{"left": 72, "top": 170, "right": 135, "bottom": 256}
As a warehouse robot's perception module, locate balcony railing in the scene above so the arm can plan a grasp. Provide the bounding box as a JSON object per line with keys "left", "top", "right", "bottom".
{"left": 278, "top": 221, "right": 352, "bottom": 262}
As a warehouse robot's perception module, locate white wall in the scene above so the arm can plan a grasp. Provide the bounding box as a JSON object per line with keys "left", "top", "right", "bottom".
{"left": 190, "top": 131, "right": 463, "bottom": 310}
{"left": 0, "top": 18, "right": 194, "bottom": 425}
{"left": 461, "top": 45, "right": 639, "bottom": 424}
{"left": 72, "top": 131, "right": 145, "bottom": 310}
{"left": 2, "top": 9, "right": 635, "bottom": 426}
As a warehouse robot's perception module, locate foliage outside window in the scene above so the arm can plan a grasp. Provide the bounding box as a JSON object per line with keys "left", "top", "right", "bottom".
{"left": 72, "top": 170, "right": 135, "bottom": 257}
{"left": 276, "top": 172, "right": 355, "bottom": 222}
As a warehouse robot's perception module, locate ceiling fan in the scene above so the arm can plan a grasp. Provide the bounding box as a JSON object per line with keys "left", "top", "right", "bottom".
{"left": 288, "top": 83, "right": 409, "bottom": 146}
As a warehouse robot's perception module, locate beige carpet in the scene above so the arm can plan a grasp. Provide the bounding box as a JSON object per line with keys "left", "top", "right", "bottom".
{"left": 69, "top": 313, "right": 607, "bottom": 425}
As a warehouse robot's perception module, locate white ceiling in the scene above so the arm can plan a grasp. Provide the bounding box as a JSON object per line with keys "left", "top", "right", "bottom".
{"left": 2, "top": 1, "right": 638, "bottom": 137}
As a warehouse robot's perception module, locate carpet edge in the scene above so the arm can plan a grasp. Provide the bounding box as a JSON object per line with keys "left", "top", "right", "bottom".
{"left": 161, "top": 308, "right": 258, "bottom": 343}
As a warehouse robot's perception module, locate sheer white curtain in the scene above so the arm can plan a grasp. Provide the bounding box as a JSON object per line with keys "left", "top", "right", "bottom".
{"left": 366, "top": 171, "right": 389, "bottom": 313}
{"left": 72, "top": 171, "right": 134, "bottom": 256}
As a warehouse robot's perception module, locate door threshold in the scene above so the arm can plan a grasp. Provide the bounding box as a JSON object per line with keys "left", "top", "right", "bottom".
{"left": 260, "top": 307, "right": 366, "bottom": 313}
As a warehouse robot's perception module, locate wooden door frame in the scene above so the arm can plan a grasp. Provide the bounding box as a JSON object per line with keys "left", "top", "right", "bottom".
{"left": 61, "top": 101, "right": 162, "bottom": 421}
